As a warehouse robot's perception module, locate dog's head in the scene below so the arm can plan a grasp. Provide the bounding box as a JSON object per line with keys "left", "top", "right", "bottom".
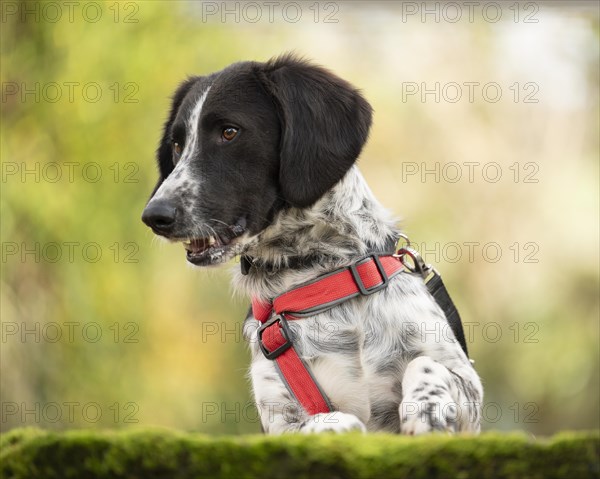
{"left": 141, "top": 54, "right": 372, "bottom": 266}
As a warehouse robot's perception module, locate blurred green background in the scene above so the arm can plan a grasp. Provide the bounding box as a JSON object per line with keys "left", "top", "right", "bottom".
{"left": 1, "top": 1, "right": 598, "bottom": 436}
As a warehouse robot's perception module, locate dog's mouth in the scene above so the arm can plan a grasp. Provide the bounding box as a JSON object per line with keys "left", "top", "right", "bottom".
{"left": 182, "top": 236, "right": 231, "bottom": 265}
{"left": 180, "top": 218, "right": 247, "bottom": 266}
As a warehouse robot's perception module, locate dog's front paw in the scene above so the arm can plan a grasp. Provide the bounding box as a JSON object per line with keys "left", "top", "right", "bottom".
{"left": 399, "top": 394, "right": 458, "bottom": 435}
{"left": 399, "top": 356, "right": 460, "bottom": 435}
{"left": 300, "top": 412, "right": 366, "bottom": 434}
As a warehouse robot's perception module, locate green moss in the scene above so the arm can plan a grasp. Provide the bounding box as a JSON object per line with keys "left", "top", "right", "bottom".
{"left": 1, "top": 428, "right": 598, "bottom": 479}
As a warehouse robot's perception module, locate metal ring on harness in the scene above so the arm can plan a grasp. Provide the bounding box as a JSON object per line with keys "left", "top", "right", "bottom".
{"left": 394, "top": 247, "right": 425, "bottom": 273}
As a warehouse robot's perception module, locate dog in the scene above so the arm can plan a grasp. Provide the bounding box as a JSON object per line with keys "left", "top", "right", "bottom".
{"left": 141, "top": 54, "right": 483, "bottom": 434}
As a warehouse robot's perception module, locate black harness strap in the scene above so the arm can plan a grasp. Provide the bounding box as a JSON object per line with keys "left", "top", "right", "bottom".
{"left": 426, "top": 271, "right": 469, "bottom": 358}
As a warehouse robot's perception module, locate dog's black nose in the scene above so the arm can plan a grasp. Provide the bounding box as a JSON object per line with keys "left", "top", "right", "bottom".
{"left": 141, "top": 200, "right": 177, "bottom": 234}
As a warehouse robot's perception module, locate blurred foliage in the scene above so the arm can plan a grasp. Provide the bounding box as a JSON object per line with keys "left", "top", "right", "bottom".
{"left": 1, "top": 1, "right": 598, "bottom": 436}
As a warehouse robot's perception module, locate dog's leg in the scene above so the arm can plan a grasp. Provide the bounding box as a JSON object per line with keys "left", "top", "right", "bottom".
{"left": 399, "top": 356, "right": 482, "bottom": 434}
{"left": 250, "top": 356, "right": 367, "bottom": 434}
{"left": 250, "top": 357, "right": 306, "bottom": 434}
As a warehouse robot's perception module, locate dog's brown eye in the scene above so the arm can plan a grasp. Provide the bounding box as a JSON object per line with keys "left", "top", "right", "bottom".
{"left": 222, "top": 127, "right": 238, "bottom": 142}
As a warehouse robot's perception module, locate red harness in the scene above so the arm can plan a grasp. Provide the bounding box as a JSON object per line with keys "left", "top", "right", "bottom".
{"left": 251, "top": 254, "right": 404, "bottom": 415}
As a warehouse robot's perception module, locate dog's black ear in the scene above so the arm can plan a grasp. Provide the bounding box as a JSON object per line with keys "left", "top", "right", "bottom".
{"left": 260, "top": 55, "right": 373, "bottom": 208}
{"left": 153, "top": 77, "right": 200, "bottom": 195}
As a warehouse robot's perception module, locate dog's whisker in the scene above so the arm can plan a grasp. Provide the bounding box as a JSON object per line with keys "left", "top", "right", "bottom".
{"left": 209, "top": 218, "right": 230, "bottom": 228}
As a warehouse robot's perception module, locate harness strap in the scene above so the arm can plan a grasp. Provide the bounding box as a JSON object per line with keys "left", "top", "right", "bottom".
{"left": 426, "top": 272, "right": 469, "bottom": 357}
{"left": 252, "top": 254, "right": 404, "bottom": 415}
{"left": 259, "top": 318, "right": 332, "bottom": 415}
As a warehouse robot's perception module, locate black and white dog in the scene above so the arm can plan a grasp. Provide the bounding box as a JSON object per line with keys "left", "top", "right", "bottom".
{"left": 142, "top": 55, "right": 483, "bottom": 434}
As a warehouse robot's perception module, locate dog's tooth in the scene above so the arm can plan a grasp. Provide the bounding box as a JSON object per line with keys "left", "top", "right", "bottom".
{"left": 208, "top": 237, "right": 216, "bottom": 246}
